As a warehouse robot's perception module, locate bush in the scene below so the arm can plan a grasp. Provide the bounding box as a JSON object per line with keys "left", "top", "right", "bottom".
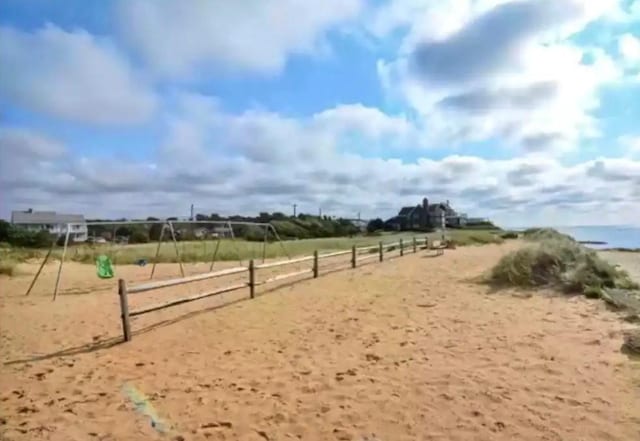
{"left": 489, "top": 238, "right": 638, "bottom": 295}
{"left": 500, "top": 232, "right": 519, "bottom": 239}
{"left": 129, "top": 230, "right": 150, "bottom": 244}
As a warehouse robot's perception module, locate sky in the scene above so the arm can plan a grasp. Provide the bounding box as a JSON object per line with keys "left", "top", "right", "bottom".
{"left": 1, "top": 0, "right": 639, "bottom": 227}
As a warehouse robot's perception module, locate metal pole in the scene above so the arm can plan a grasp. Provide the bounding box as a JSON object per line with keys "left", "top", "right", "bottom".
{"left": 25, "top": 239, "right": 55, "bottom": 296}
{"left": 168, "top": 221, "right": 185, "bottom": 277}
{"left": 53, "top": 224, "right": 71, "bottom": 301}
{"left": 413, "top": 237, "right": 417, "bottom": 253}
{"left": 149, "top": 224, "right": 167, "bottom": 280}
{"left": 400, "top": 239, "right": 404, "bottom": 256}
{"left": 118, "top": 279, "right": 132, "bottom": 342}
{"left": 269, "top": 224, "right": 291, "bottom": 260}
{"left": 208, "top": 237, "right": 222, "bottom": 271}
{"left": 379, "top": 242, "right": 383, "bottom": 262}
{"left": 227, "top": 221, "right": 244, "bottom": 266}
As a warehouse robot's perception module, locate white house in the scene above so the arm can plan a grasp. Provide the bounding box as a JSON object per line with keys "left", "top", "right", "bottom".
{"left": 11, "top": 210, "right": 88, "bottom": 242}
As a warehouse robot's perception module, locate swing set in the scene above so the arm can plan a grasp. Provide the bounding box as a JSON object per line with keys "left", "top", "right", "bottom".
{"left": 24, "top": 220, "right": 290, "bottom": 300}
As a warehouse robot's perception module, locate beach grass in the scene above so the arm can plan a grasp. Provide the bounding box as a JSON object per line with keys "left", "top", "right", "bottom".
{"left": 489, "top": 231, "right": 638, "bottom": 296}
{"left": 0, "top": 229, "right": 505, "bottom": 267}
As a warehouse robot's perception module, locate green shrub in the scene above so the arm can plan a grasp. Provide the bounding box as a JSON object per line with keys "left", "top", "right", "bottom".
{"left": 500, "top": 232, "right": 519, "bottom": 239}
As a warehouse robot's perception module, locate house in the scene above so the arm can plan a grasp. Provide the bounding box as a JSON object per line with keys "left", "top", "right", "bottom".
{"left": 385, "top": 198, "right": 468, "bottom": 231}
{"left": 11, "top": 209, "right": 88, "bottom": 242}
{"left": 212, "top": 225, "right": 233, "bottom": 238}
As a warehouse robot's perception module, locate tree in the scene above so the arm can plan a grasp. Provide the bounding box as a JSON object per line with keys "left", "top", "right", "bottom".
{"left": 367, "top": 218, "right": 384, "bottom": 233}
{"left": 149, "top": 223, "right": 165, "bottom": 241}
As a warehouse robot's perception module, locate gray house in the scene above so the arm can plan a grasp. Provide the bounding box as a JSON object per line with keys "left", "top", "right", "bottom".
{"left": 11, "top": 209, "right": 88, "bottom": 242}
{"left": 386, "top": 198, "right": 467, "bottom": 231}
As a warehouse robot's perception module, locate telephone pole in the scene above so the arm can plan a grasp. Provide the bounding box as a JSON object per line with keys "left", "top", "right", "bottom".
{"left": 293, "top": 204, "right": 297, "bottom": 217}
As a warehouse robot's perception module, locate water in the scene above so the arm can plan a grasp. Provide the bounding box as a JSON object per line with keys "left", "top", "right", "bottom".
{"left": 552, "top": 226, "right": 640, "bottom": 250}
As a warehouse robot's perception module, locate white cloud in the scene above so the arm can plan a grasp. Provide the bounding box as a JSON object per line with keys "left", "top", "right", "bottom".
{"left": 0, "top": 25, "right": 157, "bottom": 125}
{"left": 117, "top": 0, "right": 363, "bottom": 77}
{"left": 618, "top": 33, "right": 640, "bottom": 65}
{"left": 3, "top": 103, "right": 640, "bottom": 226}
{"left": 372, "top": 0, "right": 624, "bottom": 153}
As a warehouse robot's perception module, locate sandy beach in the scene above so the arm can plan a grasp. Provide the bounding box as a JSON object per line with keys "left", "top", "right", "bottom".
{"left": 599, "top": 250, "right": 640, "bottom": 284}
{"left": 1, "top": 242, "right": 639, "bottom": 441}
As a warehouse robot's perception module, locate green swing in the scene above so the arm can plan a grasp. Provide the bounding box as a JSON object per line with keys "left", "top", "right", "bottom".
{"left": 96, "top": 254, "right": 115, "bottom": 279}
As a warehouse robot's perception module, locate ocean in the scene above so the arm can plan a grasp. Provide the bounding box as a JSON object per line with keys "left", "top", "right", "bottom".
{"left": 551, "top": 226, "right": 640, "bottom": 250}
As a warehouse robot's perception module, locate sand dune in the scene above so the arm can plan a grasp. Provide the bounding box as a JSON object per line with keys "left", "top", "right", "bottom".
{"left": 1, "top": 243, "right": 639, "bottom": 440}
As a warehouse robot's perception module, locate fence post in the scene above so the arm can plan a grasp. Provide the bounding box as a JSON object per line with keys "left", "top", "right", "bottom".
{"left": 351, "top": 245, "right": 356, "bottom": 268}
{"left": 379, "top": 242, "right": 383, "bottom": 262}
{"left": 249, "top": 259, "right": 255, "bottom": 299}
{"left": 118, "top": 279, "right": 131, "bottom": 342}
{"left": 313, "top": 250, "right": 319, "bottom": 278}
{"left": 425, "top": 236, "right": 430, "bottom": 249}
{"left": 400, "top": 239, "right": 404, "bottom": 256}
{"left": 413, "top": 237, "right": 417, "bottom": 253}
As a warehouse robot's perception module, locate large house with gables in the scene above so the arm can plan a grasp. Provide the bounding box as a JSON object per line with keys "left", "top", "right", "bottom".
{"left": 385, "top": 198, "right": 467, "bottom": 231}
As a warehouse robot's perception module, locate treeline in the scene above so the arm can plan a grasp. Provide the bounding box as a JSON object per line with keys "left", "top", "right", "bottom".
{"left": 85, "top": 212, "right": 361, "bottom": 243}
{"left": 0, "top": 220, "right": 53, "bottom": 248}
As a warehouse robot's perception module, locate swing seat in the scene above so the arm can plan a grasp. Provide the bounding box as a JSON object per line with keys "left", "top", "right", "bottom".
{"left": 96, "top": 255, "right": 115, "bottom": 279}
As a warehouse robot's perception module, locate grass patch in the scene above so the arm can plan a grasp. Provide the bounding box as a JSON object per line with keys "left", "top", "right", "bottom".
{"left": 489, "top": 235, "right": 638, "bottom": 296}
{"left": 448, "top": 230, "right": 504, "bottom": 246}
{"left": 0, "top": 259, "right": 18, "bottom": 276}
{"left": 522, "top": 227, "right": 575, "bottom": 242}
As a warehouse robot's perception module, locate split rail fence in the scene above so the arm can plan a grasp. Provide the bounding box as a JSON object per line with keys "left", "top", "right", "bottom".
{"left": 118, "top": 236, "right": 443, "bottom": 342}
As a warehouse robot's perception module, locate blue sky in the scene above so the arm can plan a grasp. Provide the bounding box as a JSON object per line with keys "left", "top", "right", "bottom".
{"left": 1, "top": 0, "right": 639, "bottom": 226}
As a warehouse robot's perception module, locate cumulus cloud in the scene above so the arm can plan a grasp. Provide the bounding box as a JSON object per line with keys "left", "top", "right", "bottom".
{"left": 117, "top": 0, "right": 363, "bottom": 77}
{"left": 0, "top": 25, "right": 157, "bottom": 125}
{"left": 373, "top": 0, "right": 624, "bottom": 153}
{"left": 618, "top": 33, "right": 640, "bottom": 65}
{"left": 3, "top": 109, "right": 640, "bottom": 227}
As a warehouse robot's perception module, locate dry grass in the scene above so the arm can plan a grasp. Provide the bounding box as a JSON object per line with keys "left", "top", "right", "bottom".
{"left": 489, "top": 237, "right": 638, "bottom": 296}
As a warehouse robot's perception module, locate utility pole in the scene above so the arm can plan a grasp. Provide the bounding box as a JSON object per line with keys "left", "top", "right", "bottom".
{"left": 293, "top": 204, "right": 297, "bottom": 218}
{"left": 190, "top": 204, "right": 194, "bottom": 221}
{"left": 319, "top": 207, "right": 322, "bottom": 218}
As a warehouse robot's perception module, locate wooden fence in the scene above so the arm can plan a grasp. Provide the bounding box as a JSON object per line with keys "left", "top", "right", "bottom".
{"left": 117, "top": 236, "right": 436, "bottom": 342}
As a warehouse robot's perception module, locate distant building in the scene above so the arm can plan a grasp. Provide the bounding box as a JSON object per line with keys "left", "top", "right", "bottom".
{"left": 11, "top": 209, "right": 88, "bottom": 242}
{"left": 385, "top": 198, "right": 468, "bottom": 231}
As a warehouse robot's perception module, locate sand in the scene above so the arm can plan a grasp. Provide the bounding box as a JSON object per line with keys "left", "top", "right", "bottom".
{"left": 1, "top": 243, "right": 639, "bottom": 441}
{"left": 599, "top": 250, "right": 640, "bottom": 284}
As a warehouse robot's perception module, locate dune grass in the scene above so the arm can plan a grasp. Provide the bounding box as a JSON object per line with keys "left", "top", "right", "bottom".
{"left": 0, "top": 229, "right": 504, "bottom": 269}
{"left": 489, "top": 232, "right": 638, "bottom": 297}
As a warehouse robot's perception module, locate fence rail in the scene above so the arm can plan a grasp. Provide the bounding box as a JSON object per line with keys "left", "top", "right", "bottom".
{"left": 117, "top": 235, "right": 437, "bottom": 342}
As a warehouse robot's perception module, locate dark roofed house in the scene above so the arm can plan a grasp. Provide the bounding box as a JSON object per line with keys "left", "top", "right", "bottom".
{"left": 385, "top": 198, "right": 467, "bottom": 231}
{"left": 11, "top": 209, "right": 88, "bottom": 242}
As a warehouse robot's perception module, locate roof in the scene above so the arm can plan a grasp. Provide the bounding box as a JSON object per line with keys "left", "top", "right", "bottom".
{"left": 11, "top": 210, "right": 85, "bottom": 224}
{"left": 398, "top": 206, "right": 419, "bottom": 216}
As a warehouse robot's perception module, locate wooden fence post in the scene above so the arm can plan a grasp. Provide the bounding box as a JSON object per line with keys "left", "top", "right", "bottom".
{"left": 379, "top": 242, "right": 383, "bottom": 262}
{"left": 118, "top": 279, "right": 131, "bottom": 342}
{"left": 400, "top": 239, "right": 404, "bottom": 256}
{"left": 351, "top": 245, "right": 356, "bottom": 268}
{"left": 413, "top": 237, "right": 417, "bottom": 253}
{"left": 425, "top": 236, "right": 429, "bottom": 249}
{"left": 313, "top": 250, "right": 319, "bottom": 278}
{"left": 249, "top": 259, "right": 255, "bottom": 299}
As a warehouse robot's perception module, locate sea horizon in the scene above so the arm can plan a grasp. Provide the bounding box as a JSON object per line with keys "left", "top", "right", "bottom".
{"left": 506, "top": 225, "right": 640, "bottom": 250}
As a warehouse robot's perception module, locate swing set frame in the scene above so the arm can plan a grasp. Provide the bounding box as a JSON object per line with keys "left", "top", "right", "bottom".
{"left": 24, "top": 220, "right": 290, "bottom": 301}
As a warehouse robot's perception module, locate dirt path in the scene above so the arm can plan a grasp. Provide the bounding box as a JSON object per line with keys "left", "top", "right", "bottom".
{"left": 1, "top": 243, "right": 639, "bottom": 441}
